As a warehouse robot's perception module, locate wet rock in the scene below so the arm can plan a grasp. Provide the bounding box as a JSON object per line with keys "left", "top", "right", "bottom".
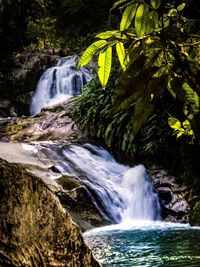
{"left": 0, "top": 141, "right": 107, "bottom": 231}
{"left": 150, "top": 167, "right": 190, "bottom": 223}
{"left": 0, "top": 99, "right": 83, "bottom": 142}
{"left": 0, "top": 158, "right": 101, "bottom": 267}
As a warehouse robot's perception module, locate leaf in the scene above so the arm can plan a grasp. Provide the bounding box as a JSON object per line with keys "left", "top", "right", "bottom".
{"left": 78, "top": 40, "right": 107, "bottom": 68}
{"left": 116, "top": 42, "right": 129, "bottom": 71}
{"left": 151, "top": 0, "right": 161, "bottom": 10}
{"left": 135, "top": 4, "right": 149, "bottom": 37}
{"left": 132, "top": 97, "right": 154, "bottom": 136}
{"left": 95, "top": 30, "right": 118, "bottom": 39}
{"left": 177, "top": 3, "right": 186, "bottom": 12}
{"left": 98, "top": 46, "right": 112, "bottom": 88}
{"left": 182, "top": 82, "right": 200, "bottom": 114}
{"left": 110, "top": 0, "right": 130, "bottom": 12}
{"left": 146, "top": 10, "right": 158, "bottom": 34}
{"left": 120, "top": 3, "right": 138, "bottom": 31}
{"left": 168, "top": 117, "right": 182, "bottom": 130}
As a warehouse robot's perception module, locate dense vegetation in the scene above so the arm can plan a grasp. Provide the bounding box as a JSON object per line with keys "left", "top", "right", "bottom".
{"left": 74, "top": 0, "right": 200, "bottom": 190}
{"left": 0, "top": 0, "right": 115, "bottom": 63}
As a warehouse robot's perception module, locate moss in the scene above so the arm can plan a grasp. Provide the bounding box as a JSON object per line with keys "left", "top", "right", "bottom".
{"left": 190, "top": 201, "right": 200, "bottom": 226}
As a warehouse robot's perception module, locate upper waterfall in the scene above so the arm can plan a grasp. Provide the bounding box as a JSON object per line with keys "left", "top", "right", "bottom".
{"left": 30, "top": 56, "right": 93, "bottom": 115}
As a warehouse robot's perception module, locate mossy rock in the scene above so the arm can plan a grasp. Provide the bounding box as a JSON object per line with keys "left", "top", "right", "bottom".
{"left": 190, "top": 201, "right": 200, "bottom": 226}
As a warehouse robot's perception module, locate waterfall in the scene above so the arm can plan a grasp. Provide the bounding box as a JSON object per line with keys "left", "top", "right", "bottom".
{"left": 38, "top": 143, "right": 161, "bottom": 223}
{"left": 30, "top": 56, "right": 93, "bottom": 115}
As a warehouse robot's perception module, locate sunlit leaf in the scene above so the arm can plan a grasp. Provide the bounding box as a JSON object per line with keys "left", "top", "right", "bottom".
{"left": 120, "top": 3, "right": 138, "bottom": 31}
{"left": 151, "top": 0, "right": 161, "bottom": 10}
{"left": 116, "top": 42, "right": 129, "bottom": 71}
{"left": 78, "top": 40, "right": 107, "bottom": 68}
{"left": 98, "top": 46, "right": 112, "bottom": 88}
{"left": 177, "top": 3, "right": 186, "bottom": 12}
{"left": 96, "top": 30, "right": 118, "bottom": 39}
{"left": 135, "top": 4, "right": 149, "bottom": 37}
{"left": 182, "top": 82, "right": 200, "bottom": 114}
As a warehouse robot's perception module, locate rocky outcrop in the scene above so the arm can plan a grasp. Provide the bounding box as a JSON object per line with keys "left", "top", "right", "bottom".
{"left": 0, "top": 51, "right": 60, "bottom": 117}
{"left": 0, "top": 158, "right": 101, "bottom": 266}
{"left": 0, "top": 141, "right": 107, "bottom": 231}
{"left": 150, "top": 166, "right": 190, "bottom": 223}
{"left": 0, "top": 100, "right": 83, "bottom": 142}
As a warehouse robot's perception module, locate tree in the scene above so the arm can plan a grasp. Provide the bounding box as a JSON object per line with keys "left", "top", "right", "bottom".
{"left": 78, "top": 0, "right": 200, "bottom": 143}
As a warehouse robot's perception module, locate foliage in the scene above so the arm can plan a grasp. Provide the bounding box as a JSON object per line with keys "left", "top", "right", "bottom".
{"left": 0, "top": 0, "right": 116, "bottom": 62}
{"left": 78, "top": 0, "right": 200, "bottom": 143}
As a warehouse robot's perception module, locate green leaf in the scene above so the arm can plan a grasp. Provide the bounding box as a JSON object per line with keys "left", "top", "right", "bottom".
{"left": 78, "top": 40, "right": 107, "bottom": 68}
{"left": 110, "top": 0, "right": 130, "bottom": 12}
{"left": 151, "top": 0, "right": 161, "bottom": 10}
{"left": 96, "top": 30, "right": 118, "bottom": 39}
{"left": 182, "top": 82, "right": 200, "bottom": 114}
{"left": 177, "top": 3, "right": 186, "bottom": 12}
{"left": 168, "top": 117, "right": 182, "bottom": 130}
{"left": 146, "top": 10, "right": 158, "bottom": 34}
{"left": 135, "top": 4, "right": 149, "bottom": 37}
{"left": 116, "top": 42, "right": 129, "bottom": 71}
{"left": 98, "top": 46, "right": 112, "bottom": 88}
{"left": 120, "top": 3, "right": 138, "bottom": 31}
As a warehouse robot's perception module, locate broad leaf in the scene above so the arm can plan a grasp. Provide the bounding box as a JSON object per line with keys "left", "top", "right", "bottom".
{"left": 98, "top": 46, "right": 112, "bottom": 88}
{"left": 116, "top": 42, "right": 129, "bottom": 71}
{"left": 120, "top": 3, "right": 138, "bottom": 31}
{"left": 177, "top": 3, "right": 186, "bottom": 12}
{"left": 146, "top": 10, "right": 158, "bottom": 34}
{"left": 110, "top": 0, "right": 130, "bottom": 12}
{"left": 96, "top": 30, "right": 118, "bottom": 39}
{"left": 78, "top": 40, "right": 107, "bottom": 68}
{"left": 135, "top": 4, "right": 149, "bottom": 37}
{"left": 151, "top": 0, "right": 161, "bottom": 10}
{"left": 182, "top": 82, "right": 200, "bottom": 114}
{"left": 132, "top": 97, "right": 154, "bottom": 136}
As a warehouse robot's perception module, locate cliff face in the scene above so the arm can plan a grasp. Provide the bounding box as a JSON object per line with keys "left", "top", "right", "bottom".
{"left": 0, "top": 158, "right": 100, "bottom": 267}
{"left": 0, "top": 52, "right": 60, "bottom": 117}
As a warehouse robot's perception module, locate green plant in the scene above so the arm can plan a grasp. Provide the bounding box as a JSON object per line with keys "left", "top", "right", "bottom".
{"left": 78, "top": 0, "right": 200, "bottom": 143}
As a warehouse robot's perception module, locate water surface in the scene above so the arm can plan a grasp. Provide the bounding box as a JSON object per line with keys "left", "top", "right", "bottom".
{"left": 84, "top": 222, "right": 200, "bottom": 267}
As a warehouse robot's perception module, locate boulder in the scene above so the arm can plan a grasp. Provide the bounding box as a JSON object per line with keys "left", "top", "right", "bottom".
{"left": 0, "top": 141, "right": 108, "bottom": 231}
{"left": 0, "top": 158, "right": 101, "bottom": 266}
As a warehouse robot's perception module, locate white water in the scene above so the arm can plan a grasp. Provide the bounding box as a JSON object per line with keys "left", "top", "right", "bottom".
{"left": 30, "top": 55, "right": 92, "bottom": 115}
{"left": 37, "top": 143, "right": 161, "bottom": 224}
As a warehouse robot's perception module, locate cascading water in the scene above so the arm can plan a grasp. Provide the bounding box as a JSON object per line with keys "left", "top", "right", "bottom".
{"left": 38, "top": 142, "right": 161, "bottom": 223}
{"left": 28, "top": 53, "right": 200, "bottom": 267}
{"left": 30, "top": 55, "right": 93, "bottom": 115}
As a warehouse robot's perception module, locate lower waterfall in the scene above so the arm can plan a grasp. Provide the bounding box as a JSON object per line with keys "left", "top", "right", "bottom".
{"left": 38, "top": 142, "right": 161, "bottom": 223}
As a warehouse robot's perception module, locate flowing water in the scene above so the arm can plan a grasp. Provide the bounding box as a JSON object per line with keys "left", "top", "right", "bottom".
{"left": 30, "top": 57, "right": 200, "bottom": 266}
{"left": 37, "top": 142, "right": 160, "bottom": 223}
{"left": 30, "top": 55, "right": 92, "bottom": 115}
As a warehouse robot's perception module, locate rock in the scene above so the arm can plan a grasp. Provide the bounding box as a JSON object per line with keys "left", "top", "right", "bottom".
{"left": 0, "top": 99, "right": 83, "bottom": 142}
{"left": 0, "top": 141, "right": 108, "bottom": 231}
{"left": 0, "top": 51, "right": 60, "bottom": 117}
{"left": 150, "top": 167, "right": 190, "bottom": 223}
{"left": 0, "top": 158, "right": 101, "bottom": 266}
